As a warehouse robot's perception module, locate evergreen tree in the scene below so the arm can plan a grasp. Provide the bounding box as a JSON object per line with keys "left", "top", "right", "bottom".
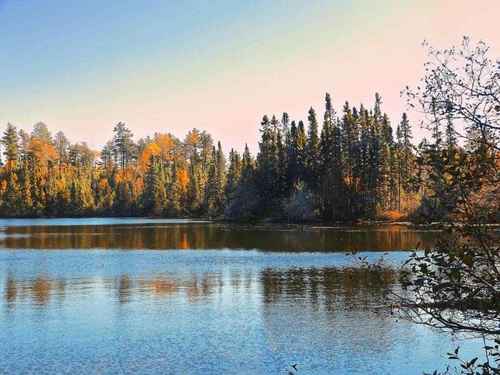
{"left": 287, "top": 121, "right": 299, "bottom": 187}
{"left": 143, "top": 155, "right": 165, "bottom": 216}
{"left": 296, "top": 120, "right": 307, "bottom": 183}
{"left": 18, "top": 129, "right": 30, "bottom": 164}
{"left": 1, "top": 123, "right": 19, "bottom": 169}
{"left": 255, "top": 115, "right": 280, "bottom": 214}
{"left": 215, "top": 141, "right": 226, "bottom": 210}
{"left": 396, "top": 113, "right": 414, "bottom": 198}
{"left": 54, "top": 131, "right": 70, "bottom": 164}
{"left": 281, "top": 112, "right": 290, "bottom": 141}
{"left": 305, "top": 107, "right": 320, "bottom": 192}
{"left": 320, "top": 95, "right": 345, "bottom": 220}
{"left": 32, "top": 122, "right": 52, "bottom": 143}
{"left": 0, "top": 91, "right": 425, "bottom": 222}
{"left": 241, "top": 144, "right": 254, "bottom": 180}
{"left": 101, "top": 141, "right": 115, "bottom": 171}
{"left": 225, "top": 149, "right": 241, "bottom": 203}
{"left": 112, "top": 122, "right": 135, "bottom": 170}
{"left": 205, "top": 146, "right": 219, "bottom": 215}
{"left": 187, "top": 161, "right": 203, "bottom": 214}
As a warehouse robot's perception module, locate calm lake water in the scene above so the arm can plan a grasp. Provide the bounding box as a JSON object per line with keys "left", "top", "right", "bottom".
{"left": 0, "top": 219, "right": 480, "bottom": 374}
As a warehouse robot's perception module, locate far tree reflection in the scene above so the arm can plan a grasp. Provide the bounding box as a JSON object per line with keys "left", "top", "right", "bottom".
{"left": 3, "top": 275, "right": 66, "bottom": 308}
{"left": 3, "top": 266, "right": 398, "bottom": 311}
{"left": 0, "top": 223, "right": 436, "bottom": 252}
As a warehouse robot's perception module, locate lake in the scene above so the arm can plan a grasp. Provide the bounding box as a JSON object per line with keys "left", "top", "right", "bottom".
{"left": 0, "top": 219, "right": 480, "bottom": 374}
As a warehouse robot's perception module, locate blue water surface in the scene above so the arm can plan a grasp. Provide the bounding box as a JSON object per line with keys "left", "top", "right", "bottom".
{"left": 0, "top": 219, "right": 481, "bottom": 374}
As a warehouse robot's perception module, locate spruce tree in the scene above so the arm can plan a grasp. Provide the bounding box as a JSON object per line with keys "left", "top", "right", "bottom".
{"left": 305, "top": 107, "right": 320, "bottom": 192}
{"left": 205, "top": 146, "right": 219, "bottom": 215}
{"left": 296, "top": 120, "right": 307, "bottom": 183}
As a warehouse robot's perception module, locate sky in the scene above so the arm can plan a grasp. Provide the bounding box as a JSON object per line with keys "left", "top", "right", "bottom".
{"left": 1, "top": 0, "right": 499, "bottom": 152}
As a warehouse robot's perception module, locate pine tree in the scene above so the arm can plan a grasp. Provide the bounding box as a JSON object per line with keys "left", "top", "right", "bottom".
{"left": 205, "top": 146, "right": 219, "bottom": 215}
{"left": 225, "top": 149, "right": 242, "bottom": 203}
{"left": 18, "top": 129, "right": 30, "bottom": 165}
{"left": 143, "top": 154, "right": 165, "bottom": 216}
{"left": 319, "top": 95, "right": 345, "bottom": 220}
{"left": 187, "top": 162, "right": 202, "bottom": 214}
{"left": 19, "top": 164, "right": 33, "bottom": 216}
{"left": 296, "top": 120, "right": 307, "bottom": 183}
{"left": 305, "top": 107, "right": 320, "bottom": 192}
{"left": 215, "top": 141, "right": 226, "bottom": 211}
{"left": 281, "top": 112, "right": 290, "bottom": 141}
{"left": 112, "top": 122, "right": 135, "bottom": 170}
{"left": 378, "top": 113, "right": 394, "bottom": 211}
{"left": 276, "top": 127, "right": 288, "bottom": 199}
{"left": 241, "top": 144, "right": 253, "bottom": 180}
{"left": 340, "top": 102, "right": 358, "bottom": 217}
{"left": 101, "top": 141, "right": 115, "bottom": 171}
{"left": 396, "top": 113, "right": 414, "bottom": 199}
{"left": 54, "top": 131, "right": 70, "bottom": 164}
{"left": 1, "top": 123, "right": 19, "bottom": 169}
{"left": 32, "top": 122, "right": 52, "bottom": 143}
{"left": 287, "top": 121, "right": 299, "bottom": 187}
{"left": 256, "top": 115, "right": 281, "bottom": 214}
{"left": 366, "top": 110, "right": 381, "bottom": 216}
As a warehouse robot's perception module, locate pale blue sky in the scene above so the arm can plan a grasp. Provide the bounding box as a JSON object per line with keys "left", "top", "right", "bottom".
{"left": 1, "top": 0, "right": 498, "bottom": 151}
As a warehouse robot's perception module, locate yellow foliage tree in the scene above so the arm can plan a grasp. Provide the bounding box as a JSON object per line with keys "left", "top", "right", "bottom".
{"left": 154, "top": 133, "right": 175, "bottom": 162}
{"left": 177, "top": 168, "right": 189, "bottom": 193}
{"left": 28, "top": 138, "right": 58, "bottom": 168}
{"left": 138, "top": 143, "right": 161, "bottom": 172}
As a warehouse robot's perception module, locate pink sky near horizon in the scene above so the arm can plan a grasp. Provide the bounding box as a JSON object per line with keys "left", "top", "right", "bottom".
{"left": 1, "top": 0, "right": 499, "bottom": 153}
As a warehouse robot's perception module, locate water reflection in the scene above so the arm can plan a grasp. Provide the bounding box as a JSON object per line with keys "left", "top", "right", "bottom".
{"left": 0, "top": 219, "right": 481, "bottom": 374}
{"left": 261, "top": 267, "right": 396, "bottom": 309}
{"left": 0, "top": 223, "right": 436, "bottom": 251}
{"left": 3, "top": 266, "right": 397, "bottom": 312}
{"left": 3, "top": 274, "right": 67, "bottom": 308}
{"left": 2, "top": 274, "right": 215, "bottom": 309}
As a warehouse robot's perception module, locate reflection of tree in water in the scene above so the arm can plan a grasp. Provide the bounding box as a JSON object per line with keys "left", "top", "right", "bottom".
{"left": 184, "top": 273, "right": 222, "bottom": 303}
{"left": 116, "top": 275, "right": 132, "bottom": 304}
{"left": 3, "top": 272, "right": 225, "bottom": 309}
{"left": 261, "top": 266, "right": 397, "bottom": 308}
{"left": 138, "top": 277, "right": 177, "bottom": 297}
{"left": 113, "top": 273, "right": 223, "bottom": 304}
{"left": 3, "top": 275, "right": 66, "bottom": 307}
{"left": 4, "top": 275, "right": 17, "bottom": 305}
{"left": 260, "top": 266, "right": 402, "bottom": 370}
{"left": 0, "top": 224, "right": 436, "bottom": 252}
{"left": 31, "top": 278, "right": 51, "bottom": 305}
{"left": 3, "top": 267, "right": 397, "bottom": 313}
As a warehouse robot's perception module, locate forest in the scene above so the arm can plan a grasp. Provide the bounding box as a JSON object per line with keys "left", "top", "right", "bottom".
{"left": 0, "top": 92, "right": 496, "bottom": 223}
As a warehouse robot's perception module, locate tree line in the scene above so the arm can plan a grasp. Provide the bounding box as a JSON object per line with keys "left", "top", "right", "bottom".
{"left": 0, "top": 91, "right": 493, "bottom": 222}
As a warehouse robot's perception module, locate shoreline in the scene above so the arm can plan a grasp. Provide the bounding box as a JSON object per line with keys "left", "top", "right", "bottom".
{"left": 0, "top": 215, "right": 498, "bottom": 230}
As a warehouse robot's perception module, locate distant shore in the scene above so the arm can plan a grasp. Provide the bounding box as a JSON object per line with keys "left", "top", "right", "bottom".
{"left": 0, "top": 215, "right": 498, "bottom": 230}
